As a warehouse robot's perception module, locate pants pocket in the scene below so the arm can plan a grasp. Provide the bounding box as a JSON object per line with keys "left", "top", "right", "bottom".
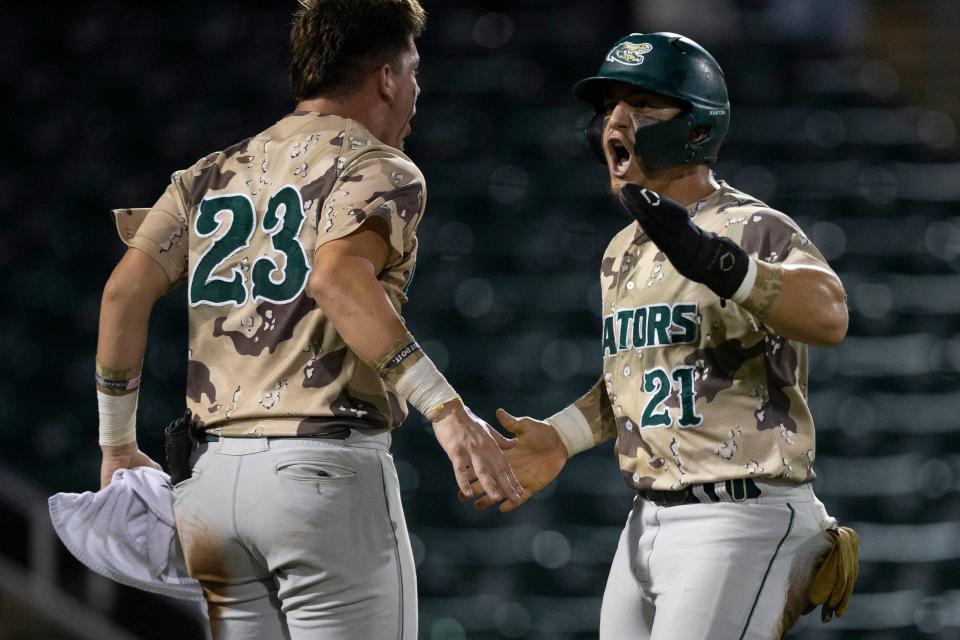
{"left": 275, "top": 459, "right": 357, "bottom": 482}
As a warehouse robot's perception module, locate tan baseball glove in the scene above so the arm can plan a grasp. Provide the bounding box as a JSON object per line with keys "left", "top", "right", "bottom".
{"left": 805, "top": 526, "right": 860, "bottom": 622}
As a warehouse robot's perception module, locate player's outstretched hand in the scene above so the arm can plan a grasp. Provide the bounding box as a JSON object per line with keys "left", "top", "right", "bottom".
{"left": 100, "top": 442, "right": 162, "bottom": 489}
{"left": 431, "top": 400, "right": 523, "bottom": 504}
{"left": 459, "top": 408, "right": 568, "bottom": 513}
{"left": 618, "top": 183, "right": 748, "bottom": 299}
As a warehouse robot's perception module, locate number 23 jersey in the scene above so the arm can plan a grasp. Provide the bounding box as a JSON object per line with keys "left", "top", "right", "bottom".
{"left": 600, "top": 181, "right": 837, "bottom": 491}
{"left": 111, "top": 112, "right": 425, "bottom": 436}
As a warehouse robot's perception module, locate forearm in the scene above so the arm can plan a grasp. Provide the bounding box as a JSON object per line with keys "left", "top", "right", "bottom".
{"left": 96, "top": 249, "right": 169, "bottom": 447}
{"left": 96, "top": 275, "right": 164, "bottom": 483}
{"left": 97, "top": 290, "right": 152, "bottom": 374}
{"left": 310, "top": 255, "right": 457, "bottom": 417}
{"left": 547, "top": 377, "right": 617, "bottom": 457}
{"left": 310, "top": 256, "right": 413, "bottom": 365}
{"left": 96, "top": 296, "right": 151, "bottom": 447}
{"left": 737, "top": 260, "right": 848, "bottom": 347}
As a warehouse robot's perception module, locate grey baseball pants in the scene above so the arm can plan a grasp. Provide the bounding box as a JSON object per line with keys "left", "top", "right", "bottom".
{"left": 173, "top": 431, "right": 417, "bottom": 640}
{"left": 599, "top": 482, "right": 836, "bottom": 640}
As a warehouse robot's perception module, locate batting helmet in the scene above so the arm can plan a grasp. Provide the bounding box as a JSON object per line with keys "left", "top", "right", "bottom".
{"left": 573, "top": 32, "right": 730, "bottom": 170}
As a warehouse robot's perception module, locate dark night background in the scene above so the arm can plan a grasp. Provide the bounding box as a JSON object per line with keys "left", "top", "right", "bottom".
{"left": 1, "top": 1, "right": 959, "bottom": 638}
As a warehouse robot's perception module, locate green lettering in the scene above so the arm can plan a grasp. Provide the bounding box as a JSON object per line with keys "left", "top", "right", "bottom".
{"left": 672, "top": 367, "right": 702, "bottom": 427}
{"left": 632, "top": 307, "right": 647, "bottom": 348}
{"left": 640, "top": 368, "right": 672, "bottom": 428}
{"left": 190, "top": 194, "right": 256, "bottom": 307}
{"left": 602, "top": 315, "right": 618, "bottom": 357}
{"left": 617, "top": 309, "right": 634, "bottom": 350}
{"left": 647, "top": 305, "right": 671, "bottom": 346}
{"left": 252, "top": 185, "right": 309, "bottom": 303}
{"left": 190, "top": 186, "right": 312, "bottom": 308}
{"left": 671, "top": 303, "right": 699, "bottom": 344}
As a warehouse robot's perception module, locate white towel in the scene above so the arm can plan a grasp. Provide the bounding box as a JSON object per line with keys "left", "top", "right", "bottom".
{"left": 48, "top": 467, "right": 203, "bottom": 601}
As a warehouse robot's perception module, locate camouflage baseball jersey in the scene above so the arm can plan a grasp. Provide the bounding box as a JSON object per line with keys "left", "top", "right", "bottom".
{"left": 111, "top": 112, "right": 425, "bottom": 437}
{"left": 573, "top": 181, "right": 836, "bottom": 491}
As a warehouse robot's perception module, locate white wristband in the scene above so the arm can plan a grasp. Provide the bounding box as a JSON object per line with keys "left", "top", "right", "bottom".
{"left": 545, "top": 405, "right": 594, "bottom": 457}
{"left": 97, "top": 390, "right": 138, "bottom": 446}
{"left": 731, "top": 256, "right": 758, "bottom": 304}
{"left": 393, "top": 356, "right": 459, "bottom": 417}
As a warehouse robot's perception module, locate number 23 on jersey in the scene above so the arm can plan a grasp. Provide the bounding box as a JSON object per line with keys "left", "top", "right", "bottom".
{"left": 188, "top": 185, "right": 310, "bottom": 308}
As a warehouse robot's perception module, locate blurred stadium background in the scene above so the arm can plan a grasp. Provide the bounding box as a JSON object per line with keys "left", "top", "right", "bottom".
{"left": 2, "top": 0, "right": 959, "bottom": 638}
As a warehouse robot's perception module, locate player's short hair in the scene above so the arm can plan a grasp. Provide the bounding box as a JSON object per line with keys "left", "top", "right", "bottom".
{"left": 290, "top": 0, "right": 427, "bottom": 101}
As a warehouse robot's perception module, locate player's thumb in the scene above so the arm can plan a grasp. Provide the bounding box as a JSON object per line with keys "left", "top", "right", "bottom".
{"left": 496, "top": 408, "right": 526, "bottom": 435}
{"left": 489, "top": 428, "right": 518, "bottom": 450}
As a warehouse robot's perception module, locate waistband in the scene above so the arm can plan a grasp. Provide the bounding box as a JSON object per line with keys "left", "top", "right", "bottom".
{"left": 205, "top": 430, "right": 392, "bottom": 456}
{"left": 639, "top": 478, "right": 813, "bottom": 507}
{"left": 201, "top": 416, "right": 385, "bottom": 439}
{"left": 204, "top": 431, "right": 349, "bottom": 443}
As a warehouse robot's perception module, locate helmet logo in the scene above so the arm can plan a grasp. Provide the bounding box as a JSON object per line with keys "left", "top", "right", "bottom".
{"left": 607, "top": 42, "right": 653, "bottom": 66}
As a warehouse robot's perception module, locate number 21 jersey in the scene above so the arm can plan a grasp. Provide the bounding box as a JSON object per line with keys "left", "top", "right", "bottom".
{"left": 600, "top": 182, "right": 835, "bottom": 491}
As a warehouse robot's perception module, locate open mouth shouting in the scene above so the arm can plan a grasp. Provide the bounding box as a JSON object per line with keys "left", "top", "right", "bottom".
{"left": 606, "top": 136, "right": 633, "bottom": 178}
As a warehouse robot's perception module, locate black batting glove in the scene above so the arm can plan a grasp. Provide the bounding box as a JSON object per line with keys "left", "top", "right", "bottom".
{"left": 618, "top": 184, "right": 750, "bottom": 299}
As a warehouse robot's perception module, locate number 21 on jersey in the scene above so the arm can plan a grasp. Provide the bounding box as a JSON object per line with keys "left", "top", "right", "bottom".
{"left": 188, "top": 185, "right": 310, "bottom": 308}
{"left": 640, "top": 365, "right": 702, "bottom": 429}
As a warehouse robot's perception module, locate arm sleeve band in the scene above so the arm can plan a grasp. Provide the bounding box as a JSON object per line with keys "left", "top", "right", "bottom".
{"left": 545, "top": 405, "right": 594, "bottom": 457}
{"left": 97, "top": 390, "right": 138, "bottom": 446}
{"left": 731, "top": 256, "right": 759, "bottom": 303}
{"left": 393, "top": 355, "right": 459, "bottom": 417}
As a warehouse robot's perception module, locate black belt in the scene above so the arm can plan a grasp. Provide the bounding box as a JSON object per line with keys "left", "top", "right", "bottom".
{"left": 640, "top": 478, "right": 762, "bottom": 507}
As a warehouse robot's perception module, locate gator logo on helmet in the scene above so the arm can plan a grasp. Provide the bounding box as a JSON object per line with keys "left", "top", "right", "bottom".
{"left": 606, "top": 42, "right": 653, "bottom": 66}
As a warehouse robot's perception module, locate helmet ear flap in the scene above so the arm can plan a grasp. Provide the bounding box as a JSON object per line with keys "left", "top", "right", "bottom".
{"left": 586, "top": 112, "right": 607, "bottom": 165}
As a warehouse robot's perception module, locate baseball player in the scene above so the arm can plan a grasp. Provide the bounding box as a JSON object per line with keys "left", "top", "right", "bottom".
{"left": 94, "top": 1, "right": 522, "bottom": 638}
{"left": 465, "top": 33, "right": 859, "bottom": 639}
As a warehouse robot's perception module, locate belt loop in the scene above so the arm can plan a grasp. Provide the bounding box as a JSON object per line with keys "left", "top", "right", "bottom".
{"left": 217, "top": 437, "right": 270, "bottom": 455}
{"left": 729, "top": 478, "right": 748, "bottom": 502}
{"left": 691, "top": 484, "right": 711, "bottom": 503}
{"left": 714, "top": 481, "right": 729, "bottom": 502}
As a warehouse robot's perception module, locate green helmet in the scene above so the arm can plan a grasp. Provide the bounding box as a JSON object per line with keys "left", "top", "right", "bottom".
{"left": 574, "top": 32, "right": 730, "bottom": 170}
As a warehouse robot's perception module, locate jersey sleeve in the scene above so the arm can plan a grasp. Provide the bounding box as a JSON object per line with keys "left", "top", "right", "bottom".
{"left": 115, "top": 177, "right": 190, "bottom": 284}
{"left": 546, "top": 377, "right": 618, "bottom": 457}
{"left": 736, "top": 208, "right": 833, "bottom": 272}
{"left": 314, "top": 150, "right": 425, "bottom": 268}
